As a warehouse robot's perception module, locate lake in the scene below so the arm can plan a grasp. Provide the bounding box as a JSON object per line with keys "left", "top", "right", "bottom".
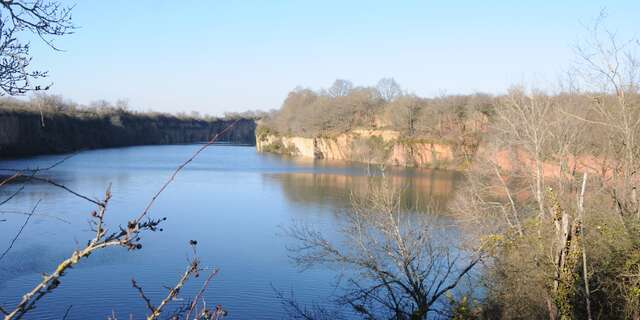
{"left": 0, "top": 144, "right": 460, "bottom": 319}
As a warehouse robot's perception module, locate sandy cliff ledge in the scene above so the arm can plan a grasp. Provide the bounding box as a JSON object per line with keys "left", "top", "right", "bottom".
{"left": 256, "top": 129, "right": 456, "bottom": 168}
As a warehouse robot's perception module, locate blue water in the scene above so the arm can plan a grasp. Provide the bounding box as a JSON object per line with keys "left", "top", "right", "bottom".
{"left": 0, "top": 145, "right": 459, "bottom": 319}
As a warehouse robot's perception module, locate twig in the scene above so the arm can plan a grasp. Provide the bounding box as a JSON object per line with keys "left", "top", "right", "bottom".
{"left": 61, "top": 305, "right": 72, "bottom": 320}
{"left": 0, "top": 154, "right": 88, "bottom": 207}
{"left": 135, "top": 120, "right": 238, "bottom": 223}
{"left": 131, "top": 279, "right": 156, "bottom": 315}
{"left": 0, "top": 186, "right": 25, "bottom": 207}
{"left": 29, "top": 176, "right": 103, "bottom": 207}
{"left": 0, "top": 173, "right": 26, "bottom": 207}
{"left": 0, "top": 173, "right": 21, "bottom": 188}
{"left": 0, "top": 199, "right": 41, "bottom": 262}
{"left": 143, "top": 258, "right": 201, "bottom": 320}
{"left": 185, "top": 268, "right": 219, "bottom": 320}
{"left": 0, "top": 210, "right": 70, "bottom": 224}
{"left": 131, "top": 243, "right": 224, "bottom": 320}
{"left": 1, "top": 190, "right": 162, "bottom": 320}
{"left": 0, "top": 152, "right": 77, "bottom": 173}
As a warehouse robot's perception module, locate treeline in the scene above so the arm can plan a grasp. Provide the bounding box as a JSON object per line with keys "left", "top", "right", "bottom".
{"left": 261, "top": 78, "right": 492, "bottom": 141}
{"left": 0, "top": 94, "right": 257, "bottom": 157}
{"left": 261, "top": 78, "right": 624, "bottom": 160}
{"left": 0, "top": 94, "right": 266, "bottom": 122}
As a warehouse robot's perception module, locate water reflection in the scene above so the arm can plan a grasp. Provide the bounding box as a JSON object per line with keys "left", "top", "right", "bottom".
{"left": 0, "top": 145, "right": 463, "bottom": 319}
{"left": 264, "top": 169, "right": 461, "bottom": 213}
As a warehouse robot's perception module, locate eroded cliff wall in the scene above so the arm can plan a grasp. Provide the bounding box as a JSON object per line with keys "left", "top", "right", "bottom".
{"left": 0, "top": 111, "right": 256, "bottom": 157}
{"left": 256, "top": 129, "right": 458, "bottom": 168}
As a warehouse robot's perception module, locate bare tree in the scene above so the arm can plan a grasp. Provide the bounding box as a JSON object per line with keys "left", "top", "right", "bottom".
{"left": 327, "top": 79, "right": 354, "bottom": 98}
{"left": 0, "top": 0, "right": 74, "bottom": 95}
{"left": 493, "top": 87, "right": 557, "bottom": 220}
{"left": 376, "top": 77, "right": 402, "bottom": 102}
{"left": 286, "top": 178, "right": 483, "bottom": 319}
{"left": 388, "top": 95, "right": 422, "bottom": 135}
{"left": 572, "top": 10, "right": 640, "bottom": 218}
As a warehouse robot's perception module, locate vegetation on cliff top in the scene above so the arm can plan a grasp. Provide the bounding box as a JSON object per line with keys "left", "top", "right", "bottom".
{"left": 0, "top": 94, "right": 265, "bottom": 123}
{"left": 260, "top": 78, "right": 492, "bottom": 145}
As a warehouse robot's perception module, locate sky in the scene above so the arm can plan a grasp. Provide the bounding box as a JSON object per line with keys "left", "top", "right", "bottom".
{"left": 26, "top": 0, "right": 640, "bottom": 115}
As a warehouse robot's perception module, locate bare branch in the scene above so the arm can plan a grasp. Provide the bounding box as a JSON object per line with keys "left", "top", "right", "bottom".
{"left": 0, "top": 199, "right": 40, "bottom": 262}
{"left": 135, "top": 120, "right": 239, "bottom": 223}
{"left": 0, "top": 0, "right": 75, "bottom": 95}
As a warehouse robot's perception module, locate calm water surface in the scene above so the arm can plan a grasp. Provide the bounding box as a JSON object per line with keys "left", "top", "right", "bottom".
{"left": 0, "top": 145, "right": 460, "bottom": 319}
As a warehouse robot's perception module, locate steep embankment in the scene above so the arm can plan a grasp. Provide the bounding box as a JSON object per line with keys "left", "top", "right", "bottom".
{"left": 0, "top": 111, "right": 256, "bottom": 157}
{"left": 256, "top": 128, "right": 462, "bottom": 169}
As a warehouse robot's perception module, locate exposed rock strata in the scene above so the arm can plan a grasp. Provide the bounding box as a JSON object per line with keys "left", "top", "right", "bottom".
{"left": 256, "top": 130, "right": 457, "bottom": 168}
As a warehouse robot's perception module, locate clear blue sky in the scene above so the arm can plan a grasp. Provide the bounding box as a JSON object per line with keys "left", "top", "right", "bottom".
{"left": 28, "top": 0, "right": 639, "bottom": 115}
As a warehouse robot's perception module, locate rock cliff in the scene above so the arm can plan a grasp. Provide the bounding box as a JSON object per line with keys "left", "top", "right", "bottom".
{"left": 256, "top": 129, "right": 459, "bottom": 168}
{"left": 0, "top": 111, "right": 256, "bottom": 157}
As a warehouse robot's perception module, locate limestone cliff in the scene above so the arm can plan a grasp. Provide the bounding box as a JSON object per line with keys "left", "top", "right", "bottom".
{"left": 0, "top": 110, "right": 256, "bottom": 158}
{"left": 256, "top": 128, "right": 459, "bottom": 168}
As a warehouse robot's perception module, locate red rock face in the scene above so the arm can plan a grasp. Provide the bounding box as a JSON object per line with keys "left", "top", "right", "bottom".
{"left": 476, "top": 145, "right": 615, "bottom": 180}
{"left": 388, "top": 143, "right": 454, "bottom": 167}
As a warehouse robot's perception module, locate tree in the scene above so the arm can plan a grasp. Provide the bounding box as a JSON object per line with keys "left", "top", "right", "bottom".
{"left": 0, "top": 0, "right": 74, "bottom": 95}
{"left": 493, "top": 87, "right": 557, "bottom": 219}
{"left": 388, "top": 95, "right": 422, "bottom": 135}
{"left": 286, "top": 178, "right": 483, "bottom": 319}
{"left": 351, "top": 135, "right": 391, "bottom": 174}
{"left": 573, "top": 10, "right": 640, "bottom": 218}
{"left": 376, "top": 77, "right": 402, "bottom": 102}
{"left": 327, "top": 79, "right": 353, "bottom": 98}
{"left": 447, "top": 14, "right": 640, "bottom": 318}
